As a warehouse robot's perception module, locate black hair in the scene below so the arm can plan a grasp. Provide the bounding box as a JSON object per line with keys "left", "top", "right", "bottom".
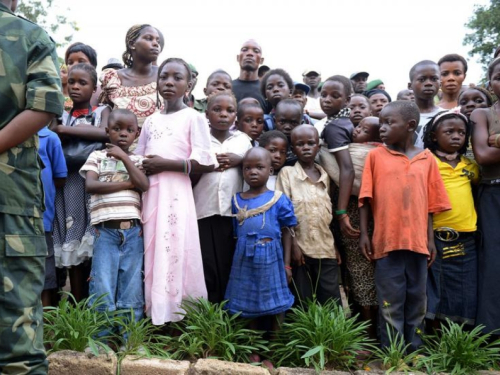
{"left": 383, "top": 100, "right": 420, "bottom": 124}
{"left": 423, "top": 111, "right": 471, "bottom": 155}
{"left": 409, "top": 60, "right": 438, "bottom": 81}
{"left": 488, "top": 57, "right": 500, "bottom": 80}
{"left": 396, "top": 89, "right": 413, "bottom": 100}
{"left": 123, "top": 24, "right": 153, "bottom": 68}
{"left": 260, "top": 68, "right": 294, "bottom": 98}
{"left": 68, "top": 63, "right": 97, "bottom": 87}
{"left": 438, "top": 54, "right": 468, "bottom": 74}
{"left": 206, "top": 91, "right": 237, "bottom": 109}
{"left": 324, "top": 75, "right": 352, "bottom": 98}
{"left": 458, "top": 87, "right": 493, "bottom": 107}
{"left": 155, "top": 27, "right": 165, "bottom": 52}
{"left": 65, "top": 42, "right": 98, "bottom": 68}
{"left": 108, "top": 108, "right": 138, "bottom": 127}
{"left": 275, "top": 98, "right": 303, "bottom": 117}
{"left": 350, "top": 93, "right": 370, "bottom": 105}
{"left": 365, "top": 89, "right": 392, "bottom": 102}
{"left": 156, "top": 58, "right": 192, "bottom": 108}
{"left": 237, "top": 101, "right": 263, "bottom": 120}
{"left": 259, "top": 130, "right": 289, "bottom": 148}
{"left": 494, "top": 45, "right": 500, "bottom": 59}
{"left": 206, "top": 69, "right": 231, "bottom": 86}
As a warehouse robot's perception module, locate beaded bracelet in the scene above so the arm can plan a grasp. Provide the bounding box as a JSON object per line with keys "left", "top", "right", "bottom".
{"left": 186, "top": 159, "right": 192, "bottom": 175}
{"left": 335, "top": 209, "right": 347, "bottom": 215}
{"left": 182, "top": 160, "right": 187, "bottom": 174}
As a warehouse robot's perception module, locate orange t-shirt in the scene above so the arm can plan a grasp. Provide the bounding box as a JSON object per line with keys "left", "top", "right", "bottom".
{"left": 358, "top": 147, "right": 451, "bottom": 260}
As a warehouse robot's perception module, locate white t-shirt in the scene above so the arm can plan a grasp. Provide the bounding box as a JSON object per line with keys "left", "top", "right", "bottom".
{"left": 414, "top": 107, "right": 444, "bottom": 148}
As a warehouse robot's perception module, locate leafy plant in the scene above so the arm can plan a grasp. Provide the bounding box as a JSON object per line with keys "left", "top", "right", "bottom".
{"left": 416, "top": 319, "right": 500, "bottom": 374}
{"left": 167, "top": 298, "right": 269, "bottom": 362}
{"left": 43, "top": 293, "right": 118, "bottom": 355}
{"left": 271, "top": 299, "right": 373, "bottom": 371}
{"left": 371, "top": 326, "right": 419, "bottom": 373}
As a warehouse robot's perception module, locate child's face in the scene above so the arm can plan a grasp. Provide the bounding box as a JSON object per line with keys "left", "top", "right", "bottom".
{"left": 238, "top": 107, "right": 264, "bottom": 141}
{"left": 291, "top": 126, "right": 320, "bottom": 164}
{"left": 320, "top": 81, "right": 348, "bottom": 117}
{"left": 353, "top": 118, "right": 380, "bottom": 143}
{"left": 67, "top": 69, "right": 96, "bottom": 104}
{"left": 349, "top": 96, "right": 371, "bottom": 126}
{"left": 158, "top": 62, "right": 190, "bottom": 102}
{"left": 131, "top": 26, "right": 161, "bottom": 62}
{"left": 459, "top": 89, "right": 489, "bottom": 118}
{"left": 398, "top": 89, "right": 415, "bottom": 101}
{"left": 292, "top": 89, "right": 307, "bottom": 108}
{"left": 106, "top": 114, "right": 139, "bottom": 151}
{"left": 242, "top": 150, "right": 272, "bottom": 188}
{"left": 204, "top": 73, "right": 232, "bottom": 97}
{"left": 207, "top": 96, "right": 237, "bottom": 132}
{"left": 433, "top": 118, "right": 466, "bottom": 154}
{"left": 410, "top": 65, "right": 440, "bottom": 100}
{"left": 66, "top": 52, "right": 91, "bottom": 70}
{"left": 379, "top": 106, "right": 413, "bottom": 146}
{"left": 369, "top": 93, "right": 389, "bottom": 117}
{"left": 275, "top": 105, "right": 302, "bottom": 139}
{"left": 265, "top": 74, "right": 291, "bottom": 107}
{"left": 264, "top": 137, "right": 288, "bottom": 173}
{"left": 440, "top": 61, "right": 466, "bottom": 96}
{"left": 490, "top": 63, "right": 500, "bottom": 98}
{"left": 60, "top": 66, "right": 68, "bottom": 85}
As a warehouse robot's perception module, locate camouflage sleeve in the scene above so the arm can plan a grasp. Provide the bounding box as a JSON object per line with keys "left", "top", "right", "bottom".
{"left": 25, "top": 29, "right": 64, "bottom": 116}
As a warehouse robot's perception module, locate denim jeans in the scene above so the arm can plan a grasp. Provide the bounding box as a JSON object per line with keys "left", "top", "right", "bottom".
{"left": 375, "top": 250, "right": 427, "bottom": 352}
{"left": 89, "top": 225, "right": 144, "bottom": 323}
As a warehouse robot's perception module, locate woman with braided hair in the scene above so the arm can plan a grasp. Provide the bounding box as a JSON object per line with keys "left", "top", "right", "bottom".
{"left": 100, "top": 24, "right": 163, "bottom": 132}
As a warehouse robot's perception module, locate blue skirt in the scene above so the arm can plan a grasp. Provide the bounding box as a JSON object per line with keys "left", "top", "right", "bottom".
{"left": 426, "top": 232, "right": 477, "bottom": 325}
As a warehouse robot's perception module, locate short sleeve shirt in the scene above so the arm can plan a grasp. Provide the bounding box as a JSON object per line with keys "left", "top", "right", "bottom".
{"left": 358, "top": 147, "right": 451, "bottom": 259}
{"left": 321, "top": 117, "right": 354, "bottom": 153}
{"left": 79, "top": 150, "right": 145, "bottom": 225}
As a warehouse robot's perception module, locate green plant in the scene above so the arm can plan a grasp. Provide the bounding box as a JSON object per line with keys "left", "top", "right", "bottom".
{"left": 271, "top": 299, "right": 373, "bottom": 371}
{"left": 416, "top": 319, "right": 500, "bottom": 374}
{"left": 43, "top": 293, "right": 118, "bottom": 355}
{"left": 371, "top": 326, "right": 419, "bottom": 373}
{"left": 168, "top": 298, "right": 269, "bottom": 362}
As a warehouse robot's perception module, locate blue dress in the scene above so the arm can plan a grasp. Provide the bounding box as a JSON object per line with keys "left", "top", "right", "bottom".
{"left": 224, "top": 190, "right": 297, "bottom": 318}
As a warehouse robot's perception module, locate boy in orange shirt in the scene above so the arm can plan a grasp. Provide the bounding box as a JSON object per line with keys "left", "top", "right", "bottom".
{"left": 358, "top": 101, "right": 451, "bottom": 351}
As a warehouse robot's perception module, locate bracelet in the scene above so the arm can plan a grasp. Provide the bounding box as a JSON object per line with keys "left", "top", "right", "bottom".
{"left": 337, "top": 214, "right": 348, "bottom": 221}
{"left": 186, "top": 159, "right": 192, "bottom": 175}
{"left": 284, "top": 265, "right": 292, "bottom": 270}
{"left": 335, "top": 209, "right": 347, "bottom": 215}
{"left": 182, "top": 160, "right": 187, "bottom": 174}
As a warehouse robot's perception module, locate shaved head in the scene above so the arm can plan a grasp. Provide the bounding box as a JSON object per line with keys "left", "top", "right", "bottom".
{"left": 243, "top": 147, "right": 272, "bottom": 165}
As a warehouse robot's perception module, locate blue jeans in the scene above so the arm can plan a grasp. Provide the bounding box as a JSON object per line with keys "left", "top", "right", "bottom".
{"left": 375, "top": 250, "right": 427, "bottom": 352}
{"left": 89, "top": 225, "right": 144, "bottom": 323}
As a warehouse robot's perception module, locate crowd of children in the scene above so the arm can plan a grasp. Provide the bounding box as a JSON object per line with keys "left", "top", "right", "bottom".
{"left": 37, "top": 24, "right": 500, "bottom": 360}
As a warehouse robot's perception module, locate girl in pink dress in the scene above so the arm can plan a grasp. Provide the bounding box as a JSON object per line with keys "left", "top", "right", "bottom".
{"left": 136, "top": 58, "right": 216, "bottom": 325}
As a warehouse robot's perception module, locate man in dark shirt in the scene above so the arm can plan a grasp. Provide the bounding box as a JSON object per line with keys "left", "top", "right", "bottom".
{"left": 232, "top": 39, "right": 268, "bottom": 111}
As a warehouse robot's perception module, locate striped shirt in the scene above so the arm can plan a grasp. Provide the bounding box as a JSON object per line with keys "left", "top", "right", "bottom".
{"left": 80, "top": 150, "right": 145, "bottom": 225}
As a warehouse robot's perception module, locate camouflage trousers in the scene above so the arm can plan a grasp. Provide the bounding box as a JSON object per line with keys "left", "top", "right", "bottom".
{"left": 0, "top": 213, "right": 47, "bottom": 375}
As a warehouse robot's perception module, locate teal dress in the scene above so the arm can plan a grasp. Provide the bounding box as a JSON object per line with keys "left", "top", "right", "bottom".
{"left": 224, "top": 191, "right": 296, "bottom": 318}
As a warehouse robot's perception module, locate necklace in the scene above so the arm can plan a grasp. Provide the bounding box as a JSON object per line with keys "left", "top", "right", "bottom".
{"left": 435, "top": 149, "right": 459, "bottom": 161}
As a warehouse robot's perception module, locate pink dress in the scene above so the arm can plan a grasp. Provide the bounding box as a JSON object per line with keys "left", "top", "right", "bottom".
{"left": 135, "top": 108, "right": 216, "bottom": 325}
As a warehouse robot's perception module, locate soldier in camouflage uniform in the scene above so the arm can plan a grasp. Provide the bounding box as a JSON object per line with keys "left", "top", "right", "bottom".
{"left": 0, "top": 0, "right": 64, "bottom": 373}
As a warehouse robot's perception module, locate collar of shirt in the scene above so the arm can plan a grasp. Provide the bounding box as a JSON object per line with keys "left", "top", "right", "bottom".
{"left": 293, "top": 161, "right": 329, "bottom": 187}
{"left": 382, "top": 146, "right": 430, "bottom": 162}
{"left": 211, "top": 130, "right": 246, "bottom": 145}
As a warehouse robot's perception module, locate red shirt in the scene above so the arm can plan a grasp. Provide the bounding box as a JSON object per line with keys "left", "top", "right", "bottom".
{"left": 359, "top": 147, "right": 451, "bottom": 259}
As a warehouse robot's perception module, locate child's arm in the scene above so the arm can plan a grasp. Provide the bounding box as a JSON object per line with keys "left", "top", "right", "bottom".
{"left": 427, "top": 213, "right": 436, "bottom": 268}
{"left": 215, "top": 153, "right": 243, "bottom": 172}
{"left": 333, "top": 149, "right": 360, "bottom": 238}
{"left": 142, "top": 156, "right": 214, "bottom": 175}
{"left": 85, "top": 171, "right": 134, "bottom": 194}
{"left": 53, "top": 124, "right": 108, "bottom": 142}
{"left": 105, "top": 144, "right": 149, "bottom": 192}
{"left": 472, "top": 109, "right": 500, "bottom": 165}
{"left": 0, "top": 110, "right": 54, "bottom": 154}
{"left": 281, "top": 227, "right": 294, "bottom": 283}
{"left": 358, "top": 200, "right": 373, "bottom": 261}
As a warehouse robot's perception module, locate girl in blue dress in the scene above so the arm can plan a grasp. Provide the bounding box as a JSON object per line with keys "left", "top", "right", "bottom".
{"left": 225, "top": 147, "right": 296, "bottom": 337}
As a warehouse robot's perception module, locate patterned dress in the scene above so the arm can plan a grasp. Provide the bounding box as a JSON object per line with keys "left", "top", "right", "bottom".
{"left": 99, "top": 69, "right": 162, "bottom": 128}
{"left": 225, "top": 190, "right": 296, "bottom": 318}
{"left": 135, "top": 108, "right": 216, "bottom": 325}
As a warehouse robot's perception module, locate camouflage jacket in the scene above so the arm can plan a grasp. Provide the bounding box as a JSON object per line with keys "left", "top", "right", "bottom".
{"left": 0, "top": 3, "right": 64, "bottom": 217}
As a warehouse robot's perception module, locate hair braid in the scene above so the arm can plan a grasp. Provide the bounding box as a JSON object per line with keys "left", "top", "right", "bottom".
{"left": 123, "top": 24, "right": 151, "bottom": 68}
